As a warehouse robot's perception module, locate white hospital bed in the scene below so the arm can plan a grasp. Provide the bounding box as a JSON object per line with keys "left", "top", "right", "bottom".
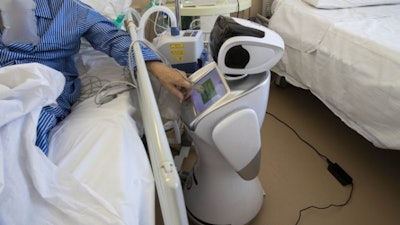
{"left": 266, "top": 0, "right": 400, "bottom": 150}
{"left": 0, "top": 1, "right": 187, "bottom": 224}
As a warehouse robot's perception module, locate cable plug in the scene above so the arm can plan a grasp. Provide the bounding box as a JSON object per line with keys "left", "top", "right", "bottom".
{"left": 327, "top": 159, "right": 353, "bottom": 186}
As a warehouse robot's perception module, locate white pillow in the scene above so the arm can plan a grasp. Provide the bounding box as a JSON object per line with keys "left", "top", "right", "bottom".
{"left": 79, "top": 0, "right": 132, "bottom": 19}
{"left": 302, "top": 0, "right": 400, "bottom": 8}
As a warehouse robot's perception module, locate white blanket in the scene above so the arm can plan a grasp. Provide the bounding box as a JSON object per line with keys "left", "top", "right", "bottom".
{"left": 0, "top": 62, "right": 154, "bottom": 224}
{"left": 0, "top": 63, "right": 123, "bottom": 224}
{"left": 302, "top": 0, "right": 400, "bottom": 9}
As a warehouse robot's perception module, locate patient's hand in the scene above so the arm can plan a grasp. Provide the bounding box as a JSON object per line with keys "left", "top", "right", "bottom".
{"left": 146, "top": 61, "right": 192, "bottom": 101}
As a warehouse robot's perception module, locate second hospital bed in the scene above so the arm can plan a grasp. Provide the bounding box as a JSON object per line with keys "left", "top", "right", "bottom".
{"left": 265, "top": 0, "right": 400, "bottom": 150}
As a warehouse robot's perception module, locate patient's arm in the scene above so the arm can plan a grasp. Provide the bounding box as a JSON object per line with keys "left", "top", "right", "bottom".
{"left": 146, "top": 61, "right": 192, "bottom": 101}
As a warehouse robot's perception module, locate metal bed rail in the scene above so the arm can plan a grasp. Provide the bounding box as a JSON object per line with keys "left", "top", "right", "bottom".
{"left": 124, "top": 12, "right": 189, "bottom": 225}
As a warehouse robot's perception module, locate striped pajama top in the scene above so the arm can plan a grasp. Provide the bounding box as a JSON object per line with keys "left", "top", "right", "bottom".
{"left": 0, "top": 0, "right": 159, "bottom": 155}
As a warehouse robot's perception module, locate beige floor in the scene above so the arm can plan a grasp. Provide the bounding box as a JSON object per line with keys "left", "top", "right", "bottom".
{"left": 253, "top": 76, "right": 400, "bottom": 225}
{"left": 159, "top": 74, "right": 400, "bottom": 225}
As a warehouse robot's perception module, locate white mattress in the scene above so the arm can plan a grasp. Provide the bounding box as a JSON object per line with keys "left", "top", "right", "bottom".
{"left": 269, "top": 0, "right": 400, "bottom": 149}
{"left": 0, "top": 45, "right": 155, "bottom": 224}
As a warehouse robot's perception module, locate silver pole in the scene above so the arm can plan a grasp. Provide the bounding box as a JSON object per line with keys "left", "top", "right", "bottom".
{"left": 174, "top": 0, "right": 181, "bottom": 29}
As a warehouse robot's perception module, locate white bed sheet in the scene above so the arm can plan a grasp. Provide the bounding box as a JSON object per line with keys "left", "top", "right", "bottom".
{"left": 269, "top": 0, "right": 400, "bottom": 149}
{"left": 303, "top": 0, "right": 400, "bottom": 9}
{"left": 0, "top": 45, "right": 155, "bottom": 224}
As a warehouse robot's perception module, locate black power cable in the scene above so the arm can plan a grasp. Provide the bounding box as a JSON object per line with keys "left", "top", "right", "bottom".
{"left": 265, "top": 111, "right": 354, "bottom": 225}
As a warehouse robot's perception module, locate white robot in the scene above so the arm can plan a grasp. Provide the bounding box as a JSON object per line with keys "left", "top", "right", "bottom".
{"left": 180, "top": 16, "right": 284, "bottom": 225}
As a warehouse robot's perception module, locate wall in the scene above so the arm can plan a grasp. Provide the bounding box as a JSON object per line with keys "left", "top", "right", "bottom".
{"left": 249, "top": 0, "right": 262, "bottom": 17}
{"left": 131, "top": 0, "right": 263, "bottom": 18}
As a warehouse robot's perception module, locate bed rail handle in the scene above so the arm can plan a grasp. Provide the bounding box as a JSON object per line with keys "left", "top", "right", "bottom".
{"left": 125, "top": 12, "right": 189, "bottom": 225}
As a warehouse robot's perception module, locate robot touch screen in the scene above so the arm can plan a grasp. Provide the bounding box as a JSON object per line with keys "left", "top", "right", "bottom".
{"left": 200, "top": 79, "right": 217, "bottom": 103}
{"left": 191, "top": 68, "right": 227, "bottom": 115}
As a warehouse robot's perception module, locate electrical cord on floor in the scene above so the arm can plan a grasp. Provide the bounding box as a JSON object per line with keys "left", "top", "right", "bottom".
{"left": 265, "top": 111, "right": 354, "bottom": 225}
{"left": 294, "top": 184, "right": 353, "bottom": 225}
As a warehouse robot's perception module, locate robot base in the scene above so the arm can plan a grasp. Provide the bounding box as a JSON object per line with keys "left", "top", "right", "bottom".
{"left": 184, "top": 158, "right": 265, "bottom": 225}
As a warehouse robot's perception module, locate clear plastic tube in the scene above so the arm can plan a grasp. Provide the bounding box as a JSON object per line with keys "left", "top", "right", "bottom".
{"left": 137, "top": 6, "right": 179, "bottom": 39}
{"left": 0, "top": 0, "right": 40, "bottom": 45}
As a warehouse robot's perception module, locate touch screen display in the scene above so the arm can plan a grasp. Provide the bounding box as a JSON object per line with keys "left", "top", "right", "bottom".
{"left": 191, "top": 67, "right": 228, "bottom": 115}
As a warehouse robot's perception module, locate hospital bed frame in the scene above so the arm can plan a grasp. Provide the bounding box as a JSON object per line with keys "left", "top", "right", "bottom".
{"left": 125, "top": 12, "right": 189, "bottom": 225}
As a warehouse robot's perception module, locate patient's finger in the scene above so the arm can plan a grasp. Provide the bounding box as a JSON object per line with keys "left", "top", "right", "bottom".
{"left": 173, "top": 69, "right": 192, "bottom": 89}
{"left": 168, "top": 84, "right": 185, "bottom": 100}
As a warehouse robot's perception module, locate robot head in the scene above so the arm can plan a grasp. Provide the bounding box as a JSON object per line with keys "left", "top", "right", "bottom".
{"left": 209, "top": 16, "right": 284, "bottom": 79}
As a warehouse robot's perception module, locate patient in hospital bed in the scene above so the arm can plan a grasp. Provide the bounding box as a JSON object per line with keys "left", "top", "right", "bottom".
{"left": 0, "top": 0, "right": 190, "bottom": 224}
{"left": 0, "top": 0, "right": 191, "bottom": 155}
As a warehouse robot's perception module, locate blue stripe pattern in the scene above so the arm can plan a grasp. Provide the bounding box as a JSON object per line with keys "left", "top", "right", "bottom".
{"left": 0, "top": 0, "right": 159, "bottom": 155}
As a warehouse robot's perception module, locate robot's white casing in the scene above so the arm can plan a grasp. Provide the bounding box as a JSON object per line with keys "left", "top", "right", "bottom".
{"left": 183, "top": 73, "right": 270, "bottom": 225}
{"left": 216, "top": 17, "right": 284, "bottom": 75}
{"left": 181, "top": 16, "right": 284, "bottom": 225}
